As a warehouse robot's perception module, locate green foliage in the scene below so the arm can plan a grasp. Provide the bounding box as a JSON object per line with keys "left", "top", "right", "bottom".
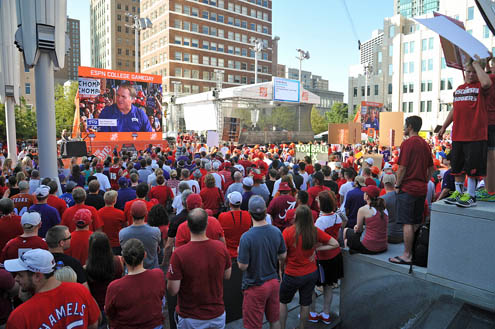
{"left": 270, "top": 106, "right": 297, "bottom": 131}
{"left": 311, "top": 106, "right": 328, "bottom": 134}
{"left": 0, "top": 97, "right": 38, "bottom": 140}
{"left": 325, "top": 102, "right": 349, "bottom": 124}
{"left": 55, "top": 83, "right": 78, "bottom": 136}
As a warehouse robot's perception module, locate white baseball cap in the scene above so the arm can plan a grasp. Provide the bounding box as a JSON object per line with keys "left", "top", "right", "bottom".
{"left": 227, "top": 191, "right": 242, "bottom": 205}
{"left": 383, "top": 162, "right": 393, "bottom": 170}
{"left": 243, "top": 177, "right": 254, "bottom": 187}
{"left": 365, "top": 158, "right": 374, "bottom": 166}
{"left": 35, "top": 185, "right": 50, "bottom": 198}
{"left": 21, "top": 212, "right": 41, "bottom": 227}
{"left": 4, "top": 249, "right": 55, "bottom": 274}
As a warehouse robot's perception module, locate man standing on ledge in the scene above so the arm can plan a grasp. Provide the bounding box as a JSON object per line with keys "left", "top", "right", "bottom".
{"left": 98, "top": 84, "right": 152, "bottom": 132}
{"left": 389, "top": 116, "right": 433, "bottom": 265}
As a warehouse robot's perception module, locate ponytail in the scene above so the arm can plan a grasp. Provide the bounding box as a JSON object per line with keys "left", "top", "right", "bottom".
{"left": 369, "top": 197, "right": 386, "bottom": 219}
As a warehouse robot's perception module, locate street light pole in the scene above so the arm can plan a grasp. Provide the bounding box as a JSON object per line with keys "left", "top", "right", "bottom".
{"left": 126, "top": 14, "right": 152, "bottom": 73}
{"left": 296, "top": 49, "right": 310, "bottom": 132}
{"left": 250, "top": 38, "right": 264, "bottom": 84}
{"left": 364, "top": 62, "right": 372, "bottom": 102}
{"left": 172, "top": 81, "right": 181, "bottom": 133}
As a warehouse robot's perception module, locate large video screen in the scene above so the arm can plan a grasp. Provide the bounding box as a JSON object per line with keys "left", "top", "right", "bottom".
{"left": 360, "top": 101, "right": 384, "bottom": 134}
{"left": 77, "top": 66, "right": 163, "bottom": 132}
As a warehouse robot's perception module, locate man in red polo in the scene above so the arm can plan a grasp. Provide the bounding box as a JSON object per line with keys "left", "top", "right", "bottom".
{"left": 61, "top": 188, "right": 103, "bottom": 232}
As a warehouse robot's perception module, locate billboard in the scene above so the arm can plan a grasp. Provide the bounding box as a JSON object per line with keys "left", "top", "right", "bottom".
{"left": 76, "top": 66, "right": 163, "bottom": 133}
{"left": 360, "top": 101, "right": 384, "bottom": 134}
{"left": 273, "top": 77, "right": 300, "bottom": 102}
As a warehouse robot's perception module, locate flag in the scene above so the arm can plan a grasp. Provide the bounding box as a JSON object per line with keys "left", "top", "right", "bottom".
{"left": 353, "top": 104, "right": 361, "bottom": 123}
{"left": 72, "top": 90, "right": 81, "bottom": 138}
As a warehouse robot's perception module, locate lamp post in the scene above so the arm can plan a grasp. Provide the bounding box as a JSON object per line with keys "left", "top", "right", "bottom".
{"left": 250, "top": 38, "right": 264, "bottom": 84}
{"left": 296, "top": 49, "right": 310, "bottom": 132}
{"left": 172, "top": 81, "right": 181, "bottom": 133}
{"left": 213, "top": 69, "right": 224, "bottom": 133}
{"left": 126, "top": 14, "right": 152, "bottom": 73}
{"left": 0, "top": 0, "right": 20, "bottom": 165}
{"left": 364, "top": 62, "right": 373, "bottom": 102}
{"left": 15, "top": 0, "right": 69, "bottom": 186}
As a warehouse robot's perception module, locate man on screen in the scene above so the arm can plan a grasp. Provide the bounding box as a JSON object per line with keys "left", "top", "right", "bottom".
{"left": 98, "top": 84, "right": 152, "bottom": 132}
{"left": 365, "top": 108, "right": 379, "bottom": 131}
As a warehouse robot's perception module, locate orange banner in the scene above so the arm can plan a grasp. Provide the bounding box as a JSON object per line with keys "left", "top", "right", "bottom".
{"left": 78, "top": 66, "right": 162, "bottom": 84}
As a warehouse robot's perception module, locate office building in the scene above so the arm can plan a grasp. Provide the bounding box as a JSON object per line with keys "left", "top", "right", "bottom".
{"left": 348, "top": 0, "right": 494, "bottom": 130}
{"left": 140, "top": 0, "right": 273, "bottom": 94}
{"left": 90, "top": 0, "right": 140, "bottom": 71}
{"left": 55, "top": 18, "right": 81, "bottom": 85}
{"left": 394, "top": 0, "right": 440, "bottom": 18}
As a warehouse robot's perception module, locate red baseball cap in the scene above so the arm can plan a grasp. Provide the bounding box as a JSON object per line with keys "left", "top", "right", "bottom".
{"left": 74, "top": 209, "right": 92, "bottom": 228}
{"left": 361, "top": 185, "right": 380, "bottom": 198}
{"left": 186, "top": 194, "right": 203, "bottom": 210}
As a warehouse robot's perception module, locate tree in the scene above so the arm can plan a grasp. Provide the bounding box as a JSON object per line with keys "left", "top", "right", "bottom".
{"left": 311, "top": 106, "right": 328, "bottom": 134}
{"left": 0, "top": 97, "right": 38, "bottom": 141}
{"left": 271, "top": 106, "right": 297, "bottom": 131}
{"left": 55, "top": 82, "right": 78, "bottom": 137}
{"left": 325, "top": 102, "right": 349, "bottom": 124}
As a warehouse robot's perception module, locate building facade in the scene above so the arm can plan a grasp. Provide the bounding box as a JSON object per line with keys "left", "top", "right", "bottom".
{"left": 55, "top": 18, "right": 81, "bottom": 85}
{"left": 394, "top": 0, "right": 440, "bottom": 18}
{"left": 140, "top": 0, "right": 273, "bottom": 94}
{"left": 90, "top": 0, "right": 140, "bottom": 71}
{"left": 348, "top": 0, "right": 495, "bottom": 131}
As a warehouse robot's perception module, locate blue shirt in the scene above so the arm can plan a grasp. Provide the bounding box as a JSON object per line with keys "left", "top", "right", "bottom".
{"left": 29, "top": 204, "right": 61, "bottom": 238}
{"left": 116, "top": 187, "right": 137, "bottom": 211}
{"left": 344, "top": 187, "right": 366, "bottom": 228}
{"left": 98, "top": 104, "right": 152, "bottom": 132}
{"left": 59, "top": 192, "right": 75, "bottom": 208}
{"left": 442, "top": 169, "right": 455, "bottom": 191}
{"left": 238, "top": 224, "right": 286, "bottom": 290}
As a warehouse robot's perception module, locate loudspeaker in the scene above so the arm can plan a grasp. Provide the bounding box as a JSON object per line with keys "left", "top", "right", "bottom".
{"left": 61, "top": 141, "right": 87, "bottom": 158}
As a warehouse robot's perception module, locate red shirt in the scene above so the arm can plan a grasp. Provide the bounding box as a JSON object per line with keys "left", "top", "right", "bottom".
{"left": 7, "top": 282, "right": 100, "bottom": 329}
{"left": 67, "top": 230, "right": 93, "bottom": 266}
{"left": 305, "top": 164, "right": 314, "bottom": 175}
{"left": 98, "top": 206, "right": 126, "bottom": 247}
{"left": 398, "top": 136, "right": 433, "bottom": 196}
{"left": 282, "top": 225, "right": 330, "bottom": 277}
{"left": 307, "top": 185, "right": 330, "bottom": 212}
{"left": 361, "top": 210, "right": 388, "bottom": 252}
{"left": 200, "top": 187, "right": 224, "bottom": 215}
{"left": 365, "top": 177, "right": 377, "bottom": 186}
{"left": 47, "top": 194, "right": 68, "bottom": 217}
{"left": 105, "top": 269, "right": 165, "bottom": 329}
{"left": 452, "top": 81, "right": 488, "bottom": 141}
{"left": 486, "top": 74, "right": 495, "bottom": 125}
{"left": 149, "top": 185, "right": 174, "bottom": 207}
{"left": 0, "top": 214, "right": 22, "bottom": 251}
{"left": 217, "top": 210, "right": 251, "bottom": 257}
{"left": 109, "top": 165, "right": 122, "bottom": 190}
{"left": 315, "top": 214, "right": 342, "bottom": 260}
{"left": 0, "top": 236, "right": 48, "bottom": 263}
{"left": 267, "top": 194, "right": 296, "bottom": 231}
{"left": 124, "top": 199, "right": 158, "bottom": 225}
{"left": 61, "top": 204, "right": 103, "bottom": 232}
{"left": 175, "top": 216, "right": 225, "bottom": 247}
{"left": 167, "top": 240, "right": 231, "bottom": 320}
{"left": 10, "top": 193, "right": 36, "bottom": 216}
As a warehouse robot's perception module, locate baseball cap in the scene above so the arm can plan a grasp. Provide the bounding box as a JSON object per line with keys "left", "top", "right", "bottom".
{"left": 118, "top": 176, "right": 128, "bottom": 187}
{"left": 96, "top": 163, "right": 104, "bottom": 170}
{"left": 193, "top": 169, "right": 202, "bottom": 179}
{"left": 227, "top": 191, "right": 242, "bottom": 205}
{"left": 4, "top": 249, "right": 55, "bottom": 274}
{"left": 74, "top": 209, "right": 92, "bottom": 228}
{"left": 131, "top": 200, "right": 148, "bottom": 219}
{"left": 242, "top": 177, "right": 254, "bottom": 187}
{"left": 248, "top": 195, "right": 266, "bottom": 214}
{"left": 212, "top": 161, "right": 220, "bottom": 170}
{"left": 361, "top": 185, "right": 380, "bottom": 198}
{"left": 371, "top": 166, "right": 380, "bottom": 175}
{"left": 354, "top": 176, "right": 366, "bottom": 187}
{"left": 382, "top": 173, "right": 397, "bottom": 185}
{"left": 365, "top": 158, "right": 374, "bottom": 166}
{"left": 35, "top": 185, "right": 50, "bottom": 198}
{"left": 383, "top": 162, "right": 392, "bottom": 170}
{"left": 186, "top": 194, "right": 203, "bottom": 210}
{"left": 278, "top": 182, "right": 292, "bottom": 191}
{"left": 21, "top": 212, "right": 41, "bottom": 227}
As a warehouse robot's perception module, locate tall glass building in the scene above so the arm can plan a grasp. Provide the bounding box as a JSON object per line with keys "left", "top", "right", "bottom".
{"left": 395, "top": 0, "right": 440, "bottom": 18}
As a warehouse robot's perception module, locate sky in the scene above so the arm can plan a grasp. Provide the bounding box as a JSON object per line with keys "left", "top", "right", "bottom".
{"left": 67, "top": 0, "right": 394, "bottom": 102}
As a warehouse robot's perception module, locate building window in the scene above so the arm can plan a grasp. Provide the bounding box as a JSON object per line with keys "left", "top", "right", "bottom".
{"left": 175, "top": 52, "right": 182, "bottom": 60}
{"left": 421, "top": 81, "right": 426, "bottom": 92}
{"left": 192, "top": 23, "right": 198, "bottom": 32}
{"left": 427, "top": 100, "right": 432, "bottom": 112}
{"left": 409, "top": 62, "right": 414, "bottom": 73}
{"left": 448, "top": 78, "right": 453, "bottom": 90}
{"left": 183, "top": 69, "right": 191, "bottom": 78}
{"left": 409, "top": 83, "right": 414, "bottom": 93}
{"left": 420, "top": 101, "right": 425, "bottom": 112}
{"left": 427, "top": 80, "right": 432, "bottom": 92}
{"left": 410, "top": 41, "right": 415, "bottom": 53}
{"left": 408, "top": 102, "right": 413, "bottom": 113}
{"left": 192, "top": 70, "right": 199, "bottom": 79}
{"left": 388, "top": 45, "right": 393, "bottom": 57}
{"left": 203, "top": 56, "right": 209, "bottom": 65}
{"left": 183, "top": 37, "right": 190, "bottom": 46}
{"left": 202, "top": 26, "right": 209, "bottom": 34}
{"left": 428, "top": 37, "right": 434, "bottom": 50}
{"left": 389, "top": 25, "right": 395, "bottom": 37}
{"left": 374, "top": 85, "right": 379, "bottom": 95}
{"left": 404, "top": 42, "right": 409, "bottom": 54}
{"left": 403, "top": 83, "right": 408, "bottom": 93}
{"left": 203, "top": 71, "right": 210, "bottom": 80}
{"left": 388, "top": 83, "right": 392, "bottom": 94}
{"left": 441, "top": 57, "right": 446, "bottom": 69}
{"left": 25, "top": 83, "right": 31, "bottom": 94}
{"left": 192, "top": 38, "right": 199, "bottom": 47}
{"left": 175, "top": 68, "right": 182, "bottom": 77}
{"left": 192, "top": 54, "right": 199, "bottom": 64}
{"left": 389, "top": 64, "right": 393, "bottom": 76}
{"left": 421, "top": 38, "right": 427, "bottom": 51}
{"left": 440, "top": 79, "right": 446, "bottom": 90}
{"left": 183, "top": 53, "right": 190, "bottom": 62}
{"left": 202, "top": 11, "right": 208, "bottom": 19}
{"left": 378, "top": 51, "right": 382, "bottom": 63}
{"left": 402, "top": 102, "right": 407, "bottom": 113}
{"left": 467, "top": 6, "right": 474, "bottom": 20}
{"left": 403, "top": 63, "right": 408, "bottom": 74}
{"left": 174, "top": 36, "right": 182, "bottom": 45}
{"left": 203, "top": 40, "right": 209, "bottom": 49}
{"left": 484, "top": 25, "right": 490, "bottom": 38}
{"left": 353, "top": 87, "right": 357, "bottom": 97}
{"left": 191, "top": 8, "right": 198, "bottom": 16}
{"left": 422, "top": 60, "right": 426, "bottom": 72}
{"left": 428, "top": 59, "right": 433, "bottom": 71}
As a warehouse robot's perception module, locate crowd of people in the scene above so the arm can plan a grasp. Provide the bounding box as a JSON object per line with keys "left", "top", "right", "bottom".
{"left": 0, "top": 56, "right": 494, "bottom": 329}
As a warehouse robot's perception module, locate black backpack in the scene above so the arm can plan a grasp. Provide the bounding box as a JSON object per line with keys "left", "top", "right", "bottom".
{"left": 409, "top": 223, "right": 430, "bottom": 273}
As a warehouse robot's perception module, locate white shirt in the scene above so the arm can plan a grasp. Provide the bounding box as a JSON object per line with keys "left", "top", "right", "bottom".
{"left": 172, "top": 193, "right": 184, "bottom": 214}
{"left": 300, "top": 172, "right": 310, "bottom": 191}
{"left": 94, "top": 172, "right": 111, "bottom": 191}
{"left": 186, "top": 180, "right": 201, "bottom": 194}
{"left": 271, "top": 178, "right": 282, "bottom": 197}
{"left": 211, "top": 172, "right": 224, "bottom": 189}
{"left": 339, "top": 181, "right": 354, "bottom": 198}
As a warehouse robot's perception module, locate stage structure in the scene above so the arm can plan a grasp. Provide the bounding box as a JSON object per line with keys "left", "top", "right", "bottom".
{"left": 169, "top": 77, "right": 321, "bottom": 144}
